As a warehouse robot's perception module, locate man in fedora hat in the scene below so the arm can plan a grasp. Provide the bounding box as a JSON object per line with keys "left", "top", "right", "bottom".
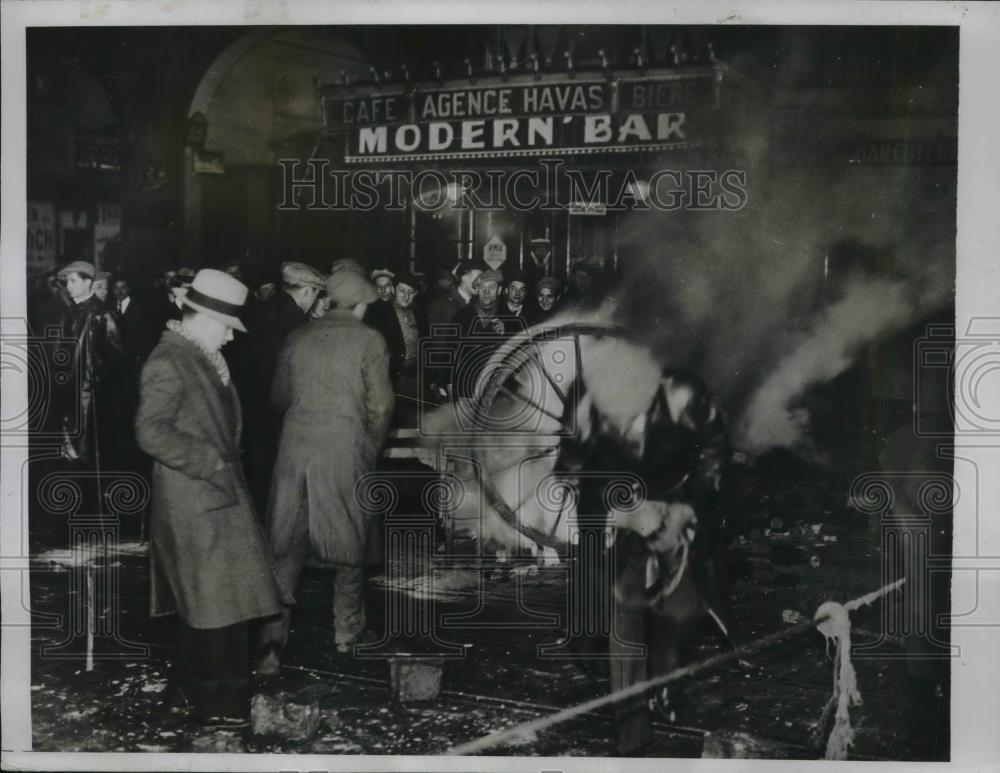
{"left": 243, "top": 261, "right": 327, "bottom": 512}
{"left": 259, "top": 269, "right": 393, "bottom": 670}
{"left": 56, "top": 260, "right": 125, "bottom": 470}
{"left": 135, "top": 268, "right": 289, "bottom": 727}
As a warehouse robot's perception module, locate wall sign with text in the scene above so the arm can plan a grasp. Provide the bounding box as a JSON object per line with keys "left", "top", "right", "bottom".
{"left": 321, "top": 66, "right": 739, "bottom": 163}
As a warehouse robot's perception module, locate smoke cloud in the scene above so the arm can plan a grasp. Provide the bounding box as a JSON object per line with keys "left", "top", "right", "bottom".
{"left": 607, "top": 128, "right": 955, "bottom": 457}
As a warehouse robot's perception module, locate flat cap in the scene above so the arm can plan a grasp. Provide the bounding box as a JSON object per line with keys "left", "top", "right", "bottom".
{"left": 330, "top": 258, "right": 365, "bottom": 277}
{"left": 57, "top": 261, "right": 96, "bottom": 280}
{"left": 370, "top": 268, "right": 395, "bottom": 282}
{"left": 453, "top": 259, "right": 487, "bottom": 280}
{"left": 281, "top": 261, "right": 327, "bottom": 289}
{"left": 473, "top": 270, "right": 504, "bottom": 287}
{"left": 393, "top": 271, "right": 421, "bottom": 291}
{"left": 327, "top": 270, "right": 377, "bottom": 308}
{"left": 535, "top": 276, "right": 563, "bottom": 292}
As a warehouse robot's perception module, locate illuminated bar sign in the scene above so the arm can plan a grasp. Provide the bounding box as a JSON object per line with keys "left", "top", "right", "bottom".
{"left": 321, "top": 67, "right": 724, "bottom": 163}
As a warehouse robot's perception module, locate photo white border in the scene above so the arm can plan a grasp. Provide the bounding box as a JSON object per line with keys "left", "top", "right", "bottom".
{"left": 3, "top": 1, "right": 998, "bottom": 771}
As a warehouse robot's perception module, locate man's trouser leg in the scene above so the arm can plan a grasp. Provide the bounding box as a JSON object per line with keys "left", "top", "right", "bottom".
{"left": 176, "top": 618, "right": 251, "bottom": 721}
{"left": 610, "top": 602, "right": 651, "bottom": 755}
{"left": 257, "top": 520, "right": 311, "bottom": 656}
{"left": 333, "top": 564, "right": 366, "bottom": 646}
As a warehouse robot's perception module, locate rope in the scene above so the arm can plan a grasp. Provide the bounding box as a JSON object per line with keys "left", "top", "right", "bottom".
{"left": 814, "top": 576, "right": 905, "bottom": 759}
{"left": 446, "top": 577, "right": 905, "bottom": 757}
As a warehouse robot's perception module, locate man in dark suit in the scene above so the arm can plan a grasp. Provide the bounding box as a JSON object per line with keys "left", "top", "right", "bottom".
{"left": 500, "top": 268, "right": 530, "bottom": 335}
{"left": 366, "top": 272, "right": 428, "bottom": 423}
{"left": 451, "top": 270, "right": 512, "bottom": 399}
{"left": 242, "top": 261, "right": 326, "bottom": 512}
{"left": 113, "top": 278, "right": 153, "bottom": 362}
{"left": 112, "top": 277, "right": 153, "bottom": 510}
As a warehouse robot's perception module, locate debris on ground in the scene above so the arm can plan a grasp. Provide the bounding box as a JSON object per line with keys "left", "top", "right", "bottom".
{"left": 251, "top": 692, "right": 322, "bottom": 741}
{"left": 191, "top": 730, "right": 245, "bottom": 753}
{"left": 389, "top": 657, "right": 444, "bottom": 703}
{"left": 702, "top": 729, "right": 788, "bottom": 758}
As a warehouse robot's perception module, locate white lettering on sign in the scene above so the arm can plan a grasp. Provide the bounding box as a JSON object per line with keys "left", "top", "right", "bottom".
{"left": 428, "top": 122, "right": 453, "bottom": 150}
{"left": 461, "top": 120, "right": 486, "bottom": 149}
{"left": 352, "top": 113, "right": 689, "bottom": 157}
{"left": 618, "top": 114, "right": 652, "bottom": 142}
{"left": 341, "top": 96, "right": 401, "bottom": 125}
{"left": 493, "top": 119, "right": 520, "bottom": 147}
{"left": 527, "top": 117, "right": 553, "bottom": 146}
{"left": 395, "top": 125, "right": 420, "bottom": 152}
{"left": 584, "top": 115, "right": 613, "bottom": 143}
{"left": 421, "top": 89, "right": 515, "bottom": 120}
{"left": 657, "top": 112, "right": 686, "bottom": 140}
{"left": 358, "top": 126, "right": 388, "bottom": 154}
{"left": 521, "top": 84, "right": 604, "bottom": 113}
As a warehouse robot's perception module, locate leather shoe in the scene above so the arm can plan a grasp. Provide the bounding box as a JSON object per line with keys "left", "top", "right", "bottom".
{"left": 256, "top": 646, "right": 282, "bottom": 679}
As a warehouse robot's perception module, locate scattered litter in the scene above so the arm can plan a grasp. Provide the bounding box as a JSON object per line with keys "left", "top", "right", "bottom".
{"left": 140, "top": 681, "right": 167, "bottom": 694}
{"left": 251, "top": 692, "right": 321, "bottom": 741}
{"left": 64, "top": 706, "right": 99, "bottom": 720}
{"left": 389, "top": 658, "right": 443, "bottom": 703}
{"left": 703, "top": 729, "right": 779, "bottom": 759}
{"left": 782, "top": 609, "right": 808, "bottom": 625}
{"left": 192, "top": 731, "right": 244, "bottom": 753}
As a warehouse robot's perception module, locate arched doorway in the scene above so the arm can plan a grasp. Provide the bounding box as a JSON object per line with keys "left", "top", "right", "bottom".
{"left": 183, "top": 28, "right": 370, "bottom": 282}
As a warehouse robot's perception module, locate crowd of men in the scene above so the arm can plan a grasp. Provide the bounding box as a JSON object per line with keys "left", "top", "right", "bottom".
{"left": 25, "top": 254, "right": 951, "bottom": 753}
{"left": 27, "top": 254, "right": 610, "bottom": 728}
{"left": 27, "top": 256, "right": 606, "bottom": 499}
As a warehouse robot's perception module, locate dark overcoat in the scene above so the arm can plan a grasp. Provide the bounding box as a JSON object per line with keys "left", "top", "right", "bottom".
{"left": 135, "top": 329, "right": 290, "bottom": 628}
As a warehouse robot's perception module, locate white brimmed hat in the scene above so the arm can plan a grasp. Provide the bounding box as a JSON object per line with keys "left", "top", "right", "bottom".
{"left": 178, "top": 269, "right": 248, "bottom": 332}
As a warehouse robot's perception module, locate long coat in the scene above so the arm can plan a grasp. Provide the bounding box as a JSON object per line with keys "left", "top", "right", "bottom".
{"left": 60, "top": 294, "right": 125, "bottom": 464}
{"left": 365, "top": 300, "right": 428, "bottom": 387}
{"left": 268, "top": 310, "right": 394, "bottom": 567}
{"left": 135, "top": 329, "right": 290, "bottom": 628}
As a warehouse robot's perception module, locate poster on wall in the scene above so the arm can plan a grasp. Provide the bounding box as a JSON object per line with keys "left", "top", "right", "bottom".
{"left": 482, "top": 234, "right": 507, "bottom": 270}
{"left": 26, "top": 200, "right": 56, "bottom": 276}
{"left": 93, "top": 223, "right": 121, "bottom": 271}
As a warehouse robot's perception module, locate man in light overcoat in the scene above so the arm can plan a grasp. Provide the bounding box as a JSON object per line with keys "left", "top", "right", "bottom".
{"left": 135, "top": 268, "right": 289, "bottom": 726}
{"left": 259, "top": 269, "right": 394, "bottom": 672}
